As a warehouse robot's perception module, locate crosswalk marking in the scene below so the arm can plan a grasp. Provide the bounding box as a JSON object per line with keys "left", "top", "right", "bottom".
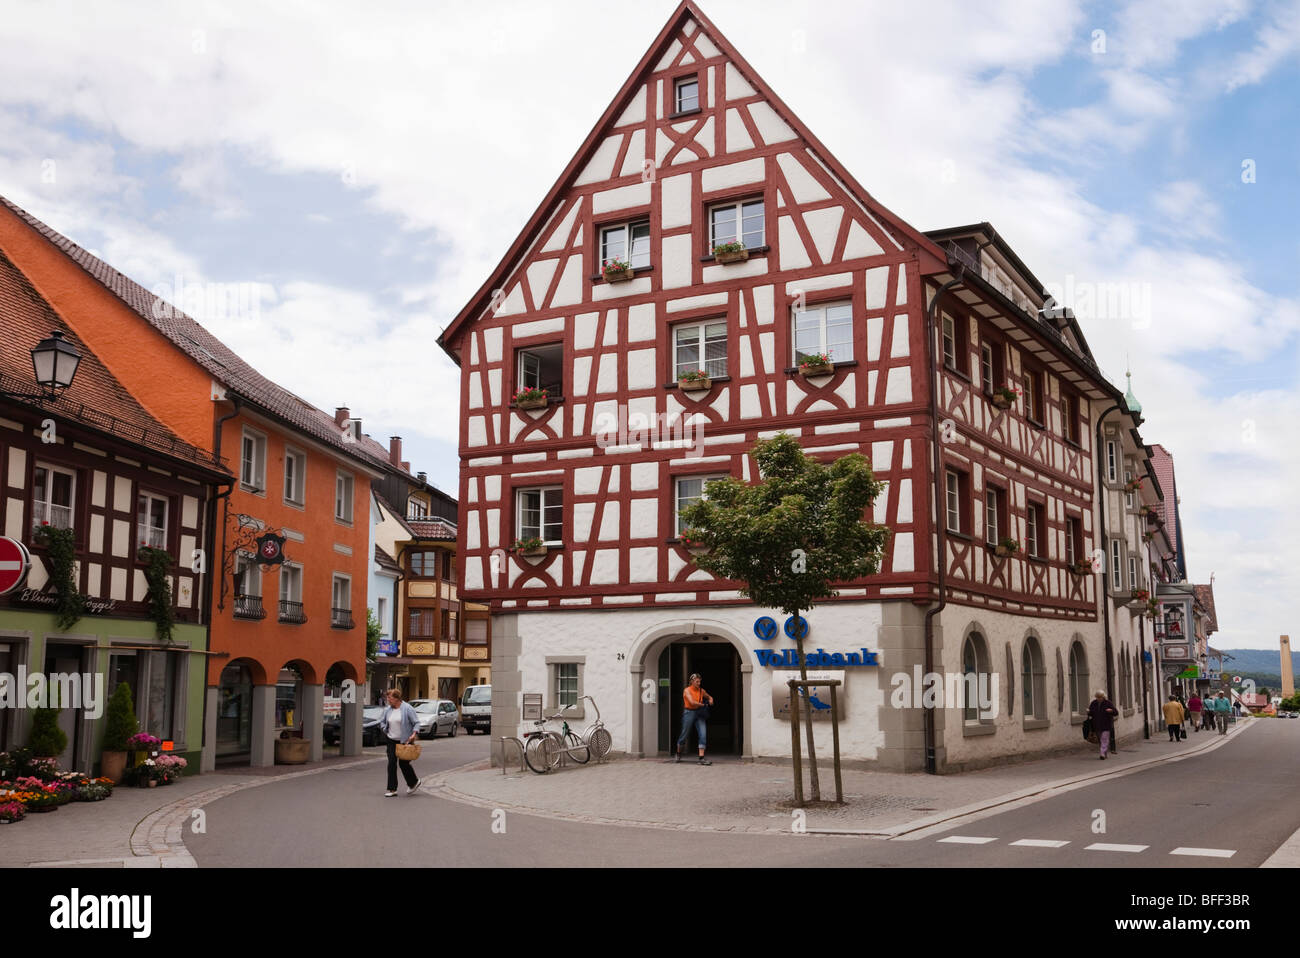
{"left": 1170, "top": 847, "right": 1236, "bottom": 858}
{"left": 1010, "top": 839, "right": 1070, "bottom": 848}
{"left": 937, "top": 836, "right": 997, "bottom": 844}
{"left": 1085, "top": 842, "right": 1148, "bottom": 853}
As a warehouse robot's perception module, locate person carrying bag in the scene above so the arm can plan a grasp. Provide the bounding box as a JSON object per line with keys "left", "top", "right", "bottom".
{"left": 675, "top": 673, "right": 714, "bottom": 766}
{"left": 378, "top": 689, "right": 422, "bottom": 797}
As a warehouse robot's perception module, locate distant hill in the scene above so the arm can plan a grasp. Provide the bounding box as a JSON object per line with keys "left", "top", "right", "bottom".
{"left": 1216, "top": 649, "right": 1299, "bottom": 685}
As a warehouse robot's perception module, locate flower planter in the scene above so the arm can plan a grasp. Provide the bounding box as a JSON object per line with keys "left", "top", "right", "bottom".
{"left": 100, "top": 750, "right": 127, "bottom": 785}
{"left": 27, "top": 803, "right": 58, "bottom": 812}
{"left": 516, "top": 394, "right": 548, "bottom": 411}
{"left": 994, "top": 545, "right": 1018, "bottom": 558}
{"left": 990, "top": 394, "right": 1014, "bottom": 410}
{"left": 274, "top": 737, "right": 313, "bottom": 765}
{"left": 714, "top": 249, "right": 749, "bottom": 265}
{"left": 603, "top": 268, "right": 634, "bottom": 283}
{"left": 1126, "top": 600, "right": 1147, "bottom": 614}
{"left": 1070, "top": 561, "right": 1093, "bottom": 575}
{"left": 517, "top": 546, "right": 549, "bottom": 559}
{"left": 679, "top": 377, "right": 712, "bottom": 393}
{"left": 798, "top": 362, "right": 834, "bottom": 378}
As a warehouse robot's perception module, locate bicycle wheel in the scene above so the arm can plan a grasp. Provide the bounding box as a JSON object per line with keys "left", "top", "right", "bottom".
{"left": 524, "top": 736, "right": 552, "bottom": 774}
{"left": 588, "top": 725, "right": 612, "bottom": 760}
{"left": 565, "top": 730, "right": 590, "bottom": 764}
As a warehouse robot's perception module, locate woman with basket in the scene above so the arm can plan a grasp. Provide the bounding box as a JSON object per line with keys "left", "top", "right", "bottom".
{"left": 380, "top": 689, "right": 422, "bottom": 797}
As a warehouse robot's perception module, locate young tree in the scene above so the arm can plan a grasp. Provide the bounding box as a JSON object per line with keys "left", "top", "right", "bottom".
{"left": 680, "top": 433, "right": 888, "bottom": 803}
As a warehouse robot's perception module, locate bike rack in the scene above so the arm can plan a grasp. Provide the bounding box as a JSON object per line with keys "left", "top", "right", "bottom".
{"left": 500, "top": 736, "right": 526, "bottom": 775}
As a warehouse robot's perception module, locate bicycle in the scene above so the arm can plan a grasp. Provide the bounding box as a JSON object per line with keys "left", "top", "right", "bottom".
{"left": 523, "top": 696, "right": 612, "bottom": 773}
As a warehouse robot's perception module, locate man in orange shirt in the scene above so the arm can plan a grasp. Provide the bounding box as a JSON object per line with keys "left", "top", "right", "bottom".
{"left": 676, "top": 673, "right": 715, "bottom": 765}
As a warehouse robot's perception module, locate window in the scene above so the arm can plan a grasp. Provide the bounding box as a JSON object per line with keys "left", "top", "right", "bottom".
{"left": 1124, "top": 469, "right": 1134, "bottom": 509}
{"left": 962, "top": 633, "right": 991, "bottom": 723}
{"left": 555, "top": 663, "right": 578, "bottom": 707}
{"left": 945, "top": 470, "right": 969, "bottom": 534}
{"left": 1068, "top": 641, "right": 1089, "bottom": 716}
{"left": 1110, "top": 538, "right": 1123, "bottom": 591}
{"left": 674, "top": 321, "right": 728, "bottom": 379}
{"left": 674, "top": 75, "right": 699, "bottom": 113}
{"left": 32, "top": 463, "right": 75, "bottom": 530}
{"left": 710, "top": 198, "right": 764, "bottom": 250}
{"left": 407, "top": 497, "right": 428, "bottom": 519}
{"left": 1062, "top": 392, "right": 1081, "bottom": 443}
{"left": 442, "top": 551, "right": 456, "bottom": 582}
{"left": 675, "top": 475, "right": 726, "bottom": 536}
{"left": 984, "top": 485, "right": 1007, "bottom": 545}
{"left": 284, "top": 448, "right": 305, "bottom": 505}
{"left": 1106, "top": 441, "right": 1117, "bottom": 483}
{"left": 233, "top": 552, "right": 264, "bottom": 619}
{"left": 240, "top": 429, "right": 266, "bottom": 493}
{"left": 278, "top": 563, "right": 305, "bottom": 624}
{"left": 1021, "top": 636, "right": 1046, "bottom": 721}
{"left": 942, "top": 314, "right": 958, "bottom": 370}
{"left": 1023, "top": 368, "right": 1044, "bottom": 424}
{"left": 1128, "top": 555, "right": 1138, "bottom": 591}
{"left": 441, "top": 609, "right": 451, "bottom": 640}
{"left": 518, "top": 487, "right": 563, "bottom": 545}
{"left": 136, "top": 492, "right": 168, "bottom": 551}
{"left": 1026, "top": 502, "right": 1045, "bottom": 558}
{"left": 335, "top": 471, "right": 354, "bottom": 523}
{"left": 979, "top": 340, "right": 1005, "bottom": 393}
{"left": 600, "top": 220, "right": 651, "bottom": 270}
{"left": 1067, "top": 516, "right": 1083, "bottom": 566}
{"left": 793, "top": 301, "right": 853, "bottom": 364}
{"left": 331, "top": 575, "right": 352, "bottom": 629}
{"left": 409, "top": 608, "right": 434, "bottom": 638}
{"left": 376, "top": 596, "right": 389, "bottom": 639}
{"left": 409, "top": 551, "right": 440, "bottom": 577}
{"left": 516, "top": 343, "right": 565, "bottom": 398}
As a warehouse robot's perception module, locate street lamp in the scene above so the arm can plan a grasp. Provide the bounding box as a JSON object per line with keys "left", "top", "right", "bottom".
{"left": 2, "top": 330, "right": 82, "bottom": 402}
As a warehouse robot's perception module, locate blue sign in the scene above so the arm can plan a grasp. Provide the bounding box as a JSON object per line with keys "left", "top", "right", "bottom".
{"left": 377, "top": 639, "right": 400, "bottom": 656}
{"left": 753, "top": 648, "right": 879, "bottom": 668}
{"left": 784, "top": 615, "right": 809, "bottom": 640}
{"left": 753, "top": 616, "right": 778, "bottom": 642}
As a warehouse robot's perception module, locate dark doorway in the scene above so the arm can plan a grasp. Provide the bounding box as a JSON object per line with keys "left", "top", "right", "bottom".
{"left": 43, "top": 642, "right": 85, "bottom": 768}
{"left": 658, "top": 638, "right": 742, "bottom": 755}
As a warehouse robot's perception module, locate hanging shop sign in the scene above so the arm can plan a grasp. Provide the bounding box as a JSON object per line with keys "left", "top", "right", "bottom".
{"left": 256, "top": 532, "right": 287, "bottom": 565}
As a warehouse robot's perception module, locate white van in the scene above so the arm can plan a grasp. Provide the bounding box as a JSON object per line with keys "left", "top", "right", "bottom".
{"left": 460, "top": 685, "right": 491, "bottom": 734}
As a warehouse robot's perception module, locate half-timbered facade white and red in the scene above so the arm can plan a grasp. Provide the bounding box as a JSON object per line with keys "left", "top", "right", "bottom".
{"left": 440, "top": 2, "right": 1140, "bottom": 770}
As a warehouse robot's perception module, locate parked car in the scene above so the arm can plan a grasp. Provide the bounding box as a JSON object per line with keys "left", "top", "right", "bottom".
{"left": 411, "top": 699, "right": 460, "bottom": 738}
{"left": 460, "top": 684, "right": 491, "bottom": 734}
{"left": 324, "top": 704, "right": 385, "bottom": 747}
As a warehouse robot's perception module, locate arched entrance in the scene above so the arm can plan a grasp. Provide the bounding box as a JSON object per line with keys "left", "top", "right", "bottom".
{"left": 628, "top": 621, "right": 753, "bottom": 760}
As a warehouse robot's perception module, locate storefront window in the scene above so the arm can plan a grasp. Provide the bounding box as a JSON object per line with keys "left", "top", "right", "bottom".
{"left": 217, "top": 663, "right": 253, "bottom": 756}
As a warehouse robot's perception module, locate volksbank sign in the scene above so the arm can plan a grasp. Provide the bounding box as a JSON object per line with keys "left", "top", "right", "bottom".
{"left": 753, "top": 648, "right": 879, "bottom": 668}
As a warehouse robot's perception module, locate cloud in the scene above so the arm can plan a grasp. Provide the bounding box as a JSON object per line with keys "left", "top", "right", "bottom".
{"left": 1223, "top": 2, "right": 1300, "bottom": 90}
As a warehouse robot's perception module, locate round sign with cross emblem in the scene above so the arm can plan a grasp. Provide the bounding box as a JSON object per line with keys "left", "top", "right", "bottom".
{"left": 256, "top": 532, "right": 286, "bottom": 566}
{"left": 0, "top": 536, "right": 32, "bottom": 596}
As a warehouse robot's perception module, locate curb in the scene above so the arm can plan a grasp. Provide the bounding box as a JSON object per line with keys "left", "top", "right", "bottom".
{"left": 430, "top": 721, "right": 1257, "bottom": 839}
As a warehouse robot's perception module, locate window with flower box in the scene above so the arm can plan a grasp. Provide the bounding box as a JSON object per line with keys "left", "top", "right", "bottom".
{"left": 32, "top": 463, "right": 75, "bottom": 531}
{"left": 674, "top": 321, "right": 728, "bottom": 380}
{"left": 710, "top": 198, "right": 764, "bottom": 251}
{"left": 517, "top": 487, "right": 563, "bottom": 545}
{"left": 516, "top": 344, "right": 565, "bottom": 400}
{"left": 793, "top": 301, "right": 853, "bottom": 364}
{"left": 600, "top": 220, "right": 651, "bottom": 272}
{"left": 136, "top": 491, "right": 169, "bottom": 552}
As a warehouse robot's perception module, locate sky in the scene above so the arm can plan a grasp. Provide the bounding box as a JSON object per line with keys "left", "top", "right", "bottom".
{"left": 0, "top": 0, "right": 1296, "bottom": 650}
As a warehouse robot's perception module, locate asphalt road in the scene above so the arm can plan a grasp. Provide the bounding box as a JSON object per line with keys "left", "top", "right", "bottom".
{"left": 184, "top": 720, "right": 1300, "bottom": 869}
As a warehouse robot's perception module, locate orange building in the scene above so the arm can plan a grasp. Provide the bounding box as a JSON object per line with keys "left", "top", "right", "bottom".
{"left": 0, "top": 197, "right": 389, "bottom": 767}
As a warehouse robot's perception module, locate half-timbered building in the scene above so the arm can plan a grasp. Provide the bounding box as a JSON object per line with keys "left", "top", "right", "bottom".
{"left": 440, "top": 1, "right": 1146, "bottom": 770}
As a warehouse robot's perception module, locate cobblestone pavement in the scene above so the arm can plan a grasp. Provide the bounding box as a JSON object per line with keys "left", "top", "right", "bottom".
{"left": 435, "top": 721, "right": 1251, "bottom": 836}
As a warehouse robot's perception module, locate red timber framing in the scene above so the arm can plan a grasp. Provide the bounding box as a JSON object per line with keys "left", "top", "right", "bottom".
{"left": 441, "top": 2, "right": 1109, "bottom": 621}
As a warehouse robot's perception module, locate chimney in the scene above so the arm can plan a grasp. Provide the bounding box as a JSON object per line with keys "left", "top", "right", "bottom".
{"left": 348, "top": 418, "right": 362, "bottom": 439}
{"left": 401, "top": 461, "right": 410, "bottom": 473}
{"left": 334, "top": 406, "right": 350, "bottom": 427}
{"left": 417, "top": 471, "right": 428, "bottom": 485}
{"left": 389, "top": 437, "right": 403, "bottom": 467}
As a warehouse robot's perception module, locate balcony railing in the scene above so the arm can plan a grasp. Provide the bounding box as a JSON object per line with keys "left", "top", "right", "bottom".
{"left": 278, "top": 600, "right": 307, "bottom": 625}
{"left": 233, "top": 594, "right": 267, "bottom": 620}
{"left": 32, "top": 501, "right": 73, "bottom": 530}
{"left": 331, "top": 607, "right": 354, "bottom": 630}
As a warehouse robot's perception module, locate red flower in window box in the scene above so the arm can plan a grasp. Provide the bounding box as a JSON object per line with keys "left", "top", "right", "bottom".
{"left": 711, "top": 242, "right": 748, "bottom": 265}
{"left": 798, "top": 353, "right": 834, "bottom": 378}
{"left": 602, "top": 259, "right": 634, "bottom": 283}
{"left": 678, "top": 370, "right": 712, "bottom": 393}
{"left": 513, "top": 387, "right": 548, "bottom": 411}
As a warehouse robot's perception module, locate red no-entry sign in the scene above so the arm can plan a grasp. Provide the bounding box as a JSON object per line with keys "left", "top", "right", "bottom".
{"left": 0, "top": 536, "right": 32, "bottom": 596}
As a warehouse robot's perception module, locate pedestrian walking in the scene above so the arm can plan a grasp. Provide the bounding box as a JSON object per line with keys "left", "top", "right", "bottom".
{"left": 1215, "top": 692, "right": 1230, "bottom": 735}
{"left": 675, "top": 673, "right": 714, "bottom": 765}
{"left": 1186, "top": 693, "right": 1202, "bottom": 734}
{"left": 1162, "top": 695, "right": 1185, "bottom": 742}
{"left": 379, "top": 688, "right": 422, "bottom": 797}
{"left": 1202, "top": 698, "right": 1217, "bottom": 731}
{"left": 1087, "top": 690, "right": 1119, "bottom": 760}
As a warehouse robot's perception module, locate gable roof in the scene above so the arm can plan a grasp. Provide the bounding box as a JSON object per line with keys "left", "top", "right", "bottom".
{"left": 0, "top": 195, "right": 391, "bottom": 474}
{"left": 0, "top": 249, "right": 227, "bottom": 477}
{"left": 437, "top": 0, "right": 946, "bottom": 357}
{"left": 1193, "top": 583, "right": 1219, "bottom": 634}
{"left": 407, "top": 518, "right": 458, "bottom": 542}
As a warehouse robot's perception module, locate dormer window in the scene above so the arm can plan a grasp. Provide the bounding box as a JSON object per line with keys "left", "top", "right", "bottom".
{"left": 674, "top": 76, "right": 699, "bottom": 114}
{"left": 600, "top": 220, "right": 651, "bottom": 271}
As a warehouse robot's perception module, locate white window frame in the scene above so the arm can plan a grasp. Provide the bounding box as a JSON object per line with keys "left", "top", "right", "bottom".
{"left": 600, "top": 220, "right": 651, "bottom": 270}
{"left": 516, "top": 343, "right": 565, "bottom": 397}
{"left": 240, "top": 428, "right": 267, "bottom": 494}
{"left": 278, "top": 562, "right": 304, "bottom": 621}
{"left": 674, "top": 75, "right": 699, "bottom": 113}
{"left": 331, "top": 574, "right": 351, "bottom": 627}
{"left": 32, "top": 462, "right": 77, "bottom": 532}
{"left": 136, "top": 491, "right": 169, "bottom": 551}
{"left": 673, "top": 321, "right": 728, "bottom": 380}
{"left": 376, "top": 596, "right": 389, "bottom": 639}
{"left": 1124, "top": 468, "right": 1133, "bottom": 509}
{"left": 980, "top": 343, "right": 994, "bottom": 390}
{"left": 1106, "top": 441, "right": 1117, "bottom": 483}
{"left": 517, "top": 487, "right": 564, "bottom": 546}
{"left": 545, "top": 657, "right": 586, "bottom": 717}
{"left": 675, "top": 475, "right": 726, "bottom": 537}
{"left": 335, "top": 471, "right": 354, "bottom": 524}
{"left": 283, "top": 447, "right": 306, "bottom": 506}
{"left": 792, "top": 300, "right": 853, "bottom": 364}
{"left": 1026, "top": 502, "right": 1041, "bottom": 558}
{"left": 709, "top": 198, "right": 765, "bottom": 250}
{"left": 1128, "top": 555, "right": 1138, "bottom": 591}
{"left": 1110, "top": 538, "right": 1123, "bottom": 591}
{"left": 407, "top": 497, "right": 428, "bottom": 519}
{"left": 945, "top": 471, "right": 962, "bottom": 533}
{"left": 984, "top": 489, "right": 999, "bottom": 545}
{"left": 234, "top": 551, "right": 262, "bottom": 598}
{"left": 942, "top": 314, "right": 957, "bottom": 369}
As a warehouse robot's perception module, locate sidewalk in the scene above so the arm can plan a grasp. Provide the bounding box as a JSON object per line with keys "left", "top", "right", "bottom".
{"left": 431, "top": 719, "right": 1254, "bottom": 837}
{"left": 1, "top": 753, "right": 382, "bottom": 868}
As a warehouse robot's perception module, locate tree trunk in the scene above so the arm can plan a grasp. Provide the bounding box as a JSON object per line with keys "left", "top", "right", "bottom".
{"left": 796, "top": 631, "right": 821, "bottom": 802}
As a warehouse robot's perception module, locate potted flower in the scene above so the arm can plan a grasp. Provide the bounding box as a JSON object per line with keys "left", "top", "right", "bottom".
{"left": 1138, "top": 504, "right": 1152, "bottom": 517}
{"left": 1144, "top": 598, "right": 1159, "bottom": 619}
{"left": 514, "top": 536, "right": 548, "bottom": 559}
{"left": 513, "top": 386, "right": 548, "bottom": 411}
{"left": 990, "top": 384, "right": 1020, "bottom": 410}
{"left": 679, "top": 529, "right": 712, "bottom": 557}
{"left": 1124, "top": 477, "right": 1143, "bottom": 493}
{"left": 711, "top": 240, "right": 748, "bottom": 264}
{"left": 1070, "top": 557, "right": 1094, "bottom": 575}
{"left": 154, "top": 753, "right": 189, "bottom": 783}
{"left": 75, "top": 780, "right": 113, "bottom": 802}
{"left": 798, "top": 352, "right": 834, "bottom": 378}
{"left": 0, "top": 800, "right": 24, "bottom": 823}
{"left": 1128, "top": 588, "right": 1150, "bottom": 613}
{"left": 126, "top": 732, "right": 161, "bottom": 769}
{"left": 602, "top": 258, "right": 634, "bottom": 283}
{"left": 994, "top": 537, "right": 1021, "bottom": 558}
{"left": 678, "top": 369, "right": 712, "bottom": 393}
